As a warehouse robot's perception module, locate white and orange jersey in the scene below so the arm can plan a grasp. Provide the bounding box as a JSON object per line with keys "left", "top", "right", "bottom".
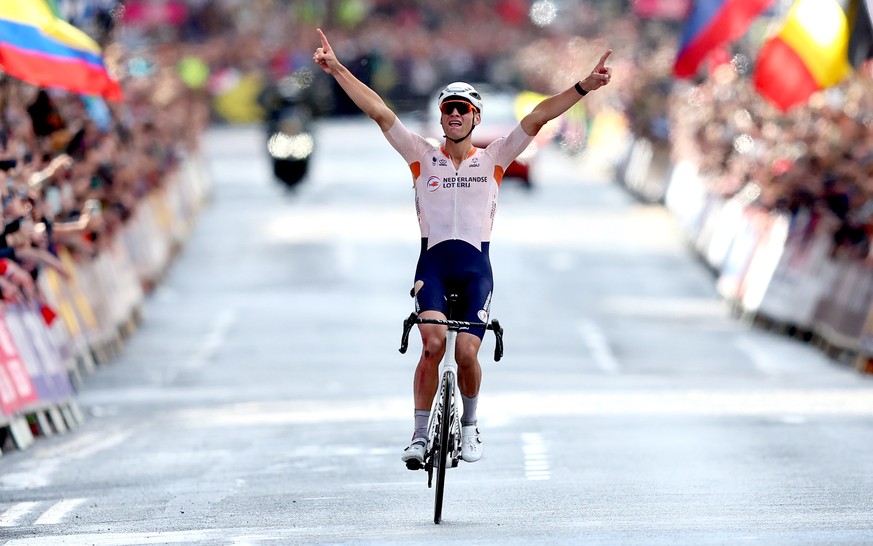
{"left": 384, "top": 118, "right": 534, "bottom": 251}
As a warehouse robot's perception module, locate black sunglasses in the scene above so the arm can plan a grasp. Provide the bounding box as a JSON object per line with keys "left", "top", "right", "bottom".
{"left": 439, "top": 101, "right": 476, "bottom": 115}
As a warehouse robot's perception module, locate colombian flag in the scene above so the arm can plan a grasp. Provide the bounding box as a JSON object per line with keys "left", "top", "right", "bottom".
{"left": 0, "top": 0, "right": 122, "bottom": 101}
{"left": 674, "top": 0, "right": 776, "bottom": 78}
{"left": 753, "top": 0, "right": 853, "bottom": 111}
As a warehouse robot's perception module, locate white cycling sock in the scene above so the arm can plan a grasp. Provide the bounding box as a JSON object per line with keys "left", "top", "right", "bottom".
{"left": 413, "top": 409, "right": 429, "bottom": 439}
{"left": 461, "top": 393, "right": 478, "bottom": 426}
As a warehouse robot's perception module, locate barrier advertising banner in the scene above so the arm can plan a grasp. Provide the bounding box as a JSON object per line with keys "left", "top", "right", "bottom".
{"left": 4, "top": 306, "right": 74, "bottom": 404}
{"left": 0, "top": 315, "right": 39, "bottom": 416}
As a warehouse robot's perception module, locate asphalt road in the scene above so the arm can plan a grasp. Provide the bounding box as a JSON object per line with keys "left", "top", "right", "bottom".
{"left": 1, "top": 118, "right": 872, "bottom": 545}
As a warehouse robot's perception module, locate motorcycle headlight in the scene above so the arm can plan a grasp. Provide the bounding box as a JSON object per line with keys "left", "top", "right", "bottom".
{"left": 268, "top": 132, "right": 314, "bottom": 160}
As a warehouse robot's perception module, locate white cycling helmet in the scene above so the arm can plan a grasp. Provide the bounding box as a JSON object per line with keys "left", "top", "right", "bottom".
{"left": 437, "top": 81, "right": 483, "bottom": 113}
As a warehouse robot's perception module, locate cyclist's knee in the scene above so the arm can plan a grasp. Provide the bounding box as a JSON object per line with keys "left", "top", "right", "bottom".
{"left": 455, "top": 336, "right": 481, "bottom": 369}
{"left": 420, "top": 331, "right": 446, "bottom": 363}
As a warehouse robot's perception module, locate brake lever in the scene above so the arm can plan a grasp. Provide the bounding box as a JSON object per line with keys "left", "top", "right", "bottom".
{"left": 399, "top": 312, "right": 418, "bottom": 354}
{"left": 491, "top": 319, "right": 503, "bottom": 362}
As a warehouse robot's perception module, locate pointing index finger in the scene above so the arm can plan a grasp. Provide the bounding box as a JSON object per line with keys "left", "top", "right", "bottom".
{"left": 317, "top": 28, "right": 331, "bottom": 51}
{"left": 596, "top": 49, "right": 612, "bottom": 70}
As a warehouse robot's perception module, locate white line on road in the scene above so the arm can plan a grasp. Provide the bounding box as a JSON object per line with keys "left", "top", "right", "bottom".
{"left": 69, "top": 430, "right": 133, "bottom": 460}
{"left": 734, "top": 334, "right": 835, "bottom": 376}
{"left": 33, "top": 498, "right": 87, "bottom": 525}
{"left": 0, "top": 502, "right": 40, "bottom": 527}
{"left": 4, "top": 529, "right": 214, "bottom": 545}
{"left": 2, "top": 528, "right": 317, "bottom": 545}
{"left": 185, "top": 309, "right": 237, "bottom": 370}
{"left": 521, "top": 432, "right": 551, "bottom": 481}
{"left": 0, "top": 460, "right": 62, "bottom": 490}
{"left": 168, "top": 387, "right": 873, "bottom": 428}
{"left": 161, "top": 309, "right": 237, "bottom": 383}
{"left": 578, "top": 319, "right": 620, "bottom": 374}
{"left": 1, "top": 429, "right": 134, "bottom": 491}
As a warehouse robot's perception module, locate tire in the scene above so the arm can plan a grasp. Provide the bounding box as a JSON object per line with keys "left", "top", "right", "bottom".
{"left": 272, "top": 158, "right": 308, "bottom": 188}
{"left": 433, "top": 374, "right": 453, "bottom": 524}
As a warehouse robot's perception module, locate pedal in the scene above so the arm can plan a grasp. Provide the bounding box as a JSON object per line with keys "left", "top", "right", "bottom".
{"left": 405, "top": 459, "right": 423, "bottom": 471}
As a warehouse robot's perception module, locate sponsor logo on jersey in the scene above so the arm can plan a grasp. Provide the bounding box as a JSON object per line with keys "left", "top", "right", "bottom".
{"left": 441, "top": 176, "right": 488, "bottom": 188}
{"left": 427, "top": 176, "right": 441, "bottom": 192}
{"left": 438, "top": 158, "right": 448, "bottom": 166}
{"left": 478, "top": 291, "right": 492, "bottom": 322}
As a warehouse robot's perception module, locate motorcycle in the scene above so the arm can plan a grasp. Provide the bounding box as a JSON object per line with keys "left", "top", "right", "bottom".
{"left": 260, "top": 70, "right": 317, "bottom": 188}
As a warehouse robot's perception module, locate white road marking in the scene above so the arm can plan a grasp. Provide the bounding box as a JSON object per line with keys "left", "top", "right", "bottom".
{"left": 0, "top": 502, "right": 40, "bottom": 527}
{"left": 521, "top": 432, "right": 551, "bottom": 481}
{"left": 32, "top": 430, "right": 105, "bottom": 458}
{"left": 184, "top": 309, "right": 237, "bottom": 370}
{"left": 0, "top": 460, "right": 62, "bottom": 490}
{"left": 735, "top": 335, "right": 802, "bottom": 376}
{"left": 159, "top": 309, "right": 237, "bottom": 383}
{"left": 4, "top": 529, "right": 215, "bottom": 545}
{"left": 169, "top": 388, "right": 873, "bottom": 428}
{"left": 735, "top": 334, "right": 837, "bottom": 376}
{"left": 1, "top": 429, "right": 133, "bottom": 491}
{"left": 2, "top": 528, "right": 317, "bottom": 545}
{"left": 33, "top": 498, "right": 87, "bottom": 525}
{"left": 68, "top": 430, "right": 132, "bottom": 460}
{"left": 578, "top": 319, "right": 620, "bottom": 374}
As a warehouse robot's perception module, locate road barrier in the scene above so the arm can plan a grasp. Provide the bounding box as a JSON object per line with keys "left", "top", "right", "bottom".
{"left": 616, "top": 135, "right": 873, "bottom": 375}
{"left": 0, "top": 151, "right": 210, "bottom": 455}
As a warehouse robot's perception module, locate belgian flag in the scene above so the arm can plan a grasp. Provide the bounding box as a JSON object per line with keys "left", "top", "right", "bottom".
{"left": 753, "top": 0, "right": 871, "bottom": 111}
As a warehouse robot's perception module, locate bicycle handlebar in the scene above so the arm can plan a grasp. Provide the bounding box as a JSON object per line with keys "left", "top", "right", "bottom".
{"left": 398, "top": 312, "right": 504, "bottom": 362}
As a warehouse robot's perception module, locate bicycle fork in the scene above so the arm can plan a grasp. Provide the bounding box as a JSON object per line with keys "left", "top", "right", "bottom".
{"left": 426, "top": 329, "right": 462, "bottom": 486}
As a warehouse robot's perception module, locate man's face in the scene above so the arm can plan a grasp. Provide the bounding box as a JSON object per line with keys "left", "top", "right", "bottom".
{"left": 440, "top": 100, "right": 479, "bottom": 139}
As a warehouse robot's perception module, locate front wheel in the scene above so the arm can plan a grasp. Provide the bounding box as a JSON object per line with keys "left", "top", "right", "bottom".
{"left": 433, "top": 375, "right": 452, "bottom": 524}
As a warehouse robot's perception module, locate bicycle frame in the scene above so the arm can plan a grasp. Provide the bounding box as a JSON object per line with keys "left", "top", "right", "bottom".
{"left": 426, "top": 327, "right": 462, "bottom": 474}
{"left": 399, "top": 308, "right": 504, "bottom": 524}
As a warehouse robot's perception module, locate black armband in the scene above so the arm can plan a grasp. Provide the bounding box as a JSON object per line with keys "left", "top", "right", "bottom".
{"left": 574, "top": 82, "right": 587, "bottom": 96}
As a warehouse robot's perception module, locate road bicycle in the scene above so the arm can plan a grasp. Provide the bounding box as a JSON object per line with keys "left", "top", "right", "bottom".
{"left": 399, "top": 294, "right": 504, "bottom": 524}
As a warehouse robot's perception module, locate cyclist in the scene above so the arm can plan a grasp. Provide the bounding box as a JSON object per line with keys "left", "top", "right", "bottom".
{"left": 313, "top": 28, "right": 612, "bottom": 468}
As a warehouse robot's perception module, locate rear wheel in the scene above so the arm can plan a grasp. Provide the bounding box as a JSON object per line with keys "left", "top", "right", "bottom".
{"left": 433, "top": 375, "right": 453, "bottom": 524}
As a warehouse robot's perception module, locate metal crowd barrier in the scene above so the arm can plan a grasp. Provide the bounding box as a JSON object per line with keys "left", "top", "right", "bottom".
{"left": 0, "top": 151, "right": 210, "bottom": 455}
{"left": 619, "top": 136, "right": 873, "bottom": 375}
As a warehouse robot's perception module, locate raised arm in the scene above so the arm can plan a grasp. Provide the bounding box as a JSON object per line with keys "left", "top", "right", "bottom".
{"left": 520, "top": 50, "right": 613, "bottom": 137}
{"left": 313, "top": 28, "right": 396, "bottom": 132}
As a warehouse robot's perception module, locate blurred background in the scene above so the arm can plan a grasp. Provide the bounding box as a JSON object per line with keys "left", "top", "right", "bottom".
{"left": 6, "top": 0, "right": 872, "bottom": 359}
{"left": 3, "top": 1, "right": 873, "bottom": 540}
{"left": 2, "top": 0, "right": 873, "bottom": 417}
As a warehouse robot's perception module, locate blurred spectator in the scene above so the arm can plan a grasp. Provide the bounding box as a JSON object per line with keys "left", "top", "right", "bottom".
{"left": 6, "top": 0, "right": 873, "bottom": 292}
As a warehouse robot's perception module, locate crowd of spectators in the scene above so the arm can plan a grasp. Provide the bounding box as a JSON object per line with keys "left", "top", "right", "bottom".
{"left": 664, "top": 55, "right": 873, "bottom": 262}
{"left": 593, "top": 15, "right": 873, "bottom": 269}
{"left": 201, "top": 0, "right": 627, "bottom": 117}
{"left": 4, "top": 0, "right": 872, "bottom": 315}
{"left": 0, "top": 12, "right": 210, "bottom": 311}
